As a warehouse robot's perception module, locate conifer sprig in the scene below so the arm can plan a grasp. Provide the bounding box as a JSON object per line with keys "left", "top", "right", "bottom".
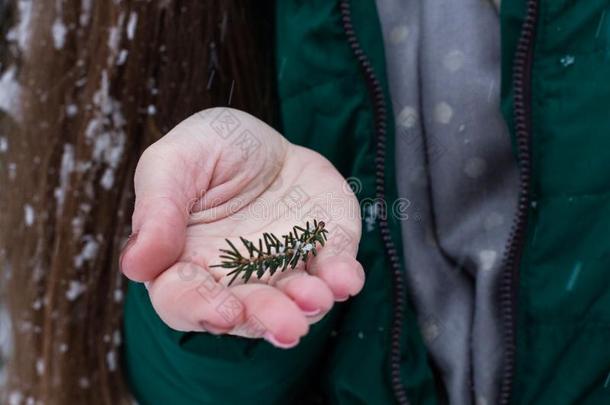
{"left": 211, "top": 219, "right": 329, "bottom": 285}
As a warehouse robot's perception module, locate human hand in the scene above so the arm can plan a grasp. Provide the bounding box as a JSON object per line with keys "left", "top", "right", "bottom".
{"left": 120, "top": 108, "right": 364, "bottom": 348}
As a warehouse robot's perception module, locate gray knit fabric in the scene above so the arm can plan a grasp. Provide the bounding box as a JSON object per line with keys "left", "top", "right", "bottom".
{"left": 375, "top": 0, "right": 518, "bottom": 404}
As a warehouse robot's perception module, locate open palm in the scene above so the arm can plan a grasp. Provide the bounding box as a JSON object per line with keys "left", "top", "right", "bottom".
{"left": 121, "top": 108, "right": 364, "bottom": 348}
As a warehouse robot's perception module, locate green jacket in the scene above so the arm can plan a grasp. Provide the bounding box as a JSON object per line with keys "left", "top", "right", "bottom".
{"left": 123, "top": 1, "right": 610, "bottom": 403}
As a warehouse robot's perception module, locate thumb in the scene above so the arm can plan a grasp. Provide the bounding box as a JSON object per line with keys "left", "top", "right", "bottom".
{"left": 120, "top": 107, "right": 275, "bottom": 281}
{"left": 120, "top": 144, "right": 193, "bottom": 282}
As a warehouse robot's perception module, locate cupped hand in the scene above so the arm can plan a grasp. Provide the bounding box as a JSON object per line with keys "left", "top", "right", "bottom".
{"left": 120, "top": 108, "right": 364, "bottom": 348}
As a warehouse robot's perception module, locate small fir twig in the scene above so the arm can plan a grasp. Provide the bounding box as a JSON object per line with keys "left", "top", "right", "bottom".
{"left": 211, "top": 219, "right": 329, "bottom": 285}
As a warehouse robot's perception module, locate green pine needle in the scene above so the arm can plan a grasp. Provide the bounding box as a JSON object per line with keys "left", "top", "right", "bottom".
{"left": 210, "top": 219, "right": 329, "bottom": 285}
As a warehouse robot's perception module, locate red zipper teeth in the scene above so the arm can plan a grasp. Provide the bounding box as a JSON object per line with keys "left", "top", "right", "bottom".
{"left": 339, "top": 1, "right": 409, "bottom": 404}
{"left": 498, "top": 0, "right": 539, "bottom": 404}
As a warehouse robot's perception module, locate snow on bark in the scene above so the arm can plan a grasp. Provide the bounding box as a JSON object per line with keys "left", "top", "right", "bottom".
{"left": 0, "top": 306, "right": 11, "bottom": 388}
{"left": 0, "top": 67, "right": 21, "bottom": 118}
{"left": 85, "top": 69, "right": 126, "bottom": 190}
{"left": 23, "top": 204, "right": 35, "bottom": 227}
{"left": 73, "top": 234, "right": 100, "bottom": 269}
{"left": 65, "top": 280, "right": 86, "bottom": 301}
{"left": 79, "top": 0, "right": 92, "bottom": 27}
{"left": 126, "top": 11, "right": 138, "bottom": 40}
{"left": 50, "top": 0, "right": 67, "bottom": 49}
{"left": 51, "top": 19, "right": 67, "bottom": 49}
{"left": 0, "top": 137, "right": 8, "bottom": 153}
{"left": 54, "top": 144, "right": 75, "bottom": 211}
{"left": 5, "top": 0, "right": 33, "bottom": 52}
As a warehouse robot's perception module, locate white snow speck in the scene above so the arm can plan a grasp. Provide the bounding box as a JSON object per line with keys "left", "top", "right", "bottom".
{"left": 113, "top": 330, "right": 122, "bottom": 346}
{"left": 116, "top": 49, "right": 128, "bottom": 65}
{"left": 35, "top": 358, "right": 45, "bottom": 376}
{"left": 32, "top": 298, "right": 43, "bottom": 310}
{"left": 84, "top": 70, "right": 126, "bottom": 189}
{"left": 421, "top": 318, "right": 440, "bottom": 344}
{"left": 80, "top": 0, "right": 92, "bottom": 26}
{"left": 566, "top": 261, "right": 583, "bottom": 291}
{"left": 24, "top": 204, "right": 35, "bottom": 226}
{"left": 55, "top": 144, "right": 75, "bottom": 209}
{"left": 389, "top": 24, "right": 409, "bottom": 44}
{"left": 478, "top": 250, "right": 497, "bottom": 272}
{"left": 8, "top": 163, "right": 17, "bottom": 180}
{"left": 106, "top": 350, "right": 117, "bottom": 371}
{"left": 73, "top": 235, "right": 100, "bottom": 268}
{"left": 301, "top": 243, "right": 313, "bottom": 252}
{"left": 0, "top": 137, "right": 8, "bottom": 152}
{"left": 397, "top": 106, "right": 418, "bottom": 129}
{"left": 51, "top": 19, "right": 67, "bottom": 49}
{"left": 66, "top": 280, "right": 86, "bottom": 301}
{"left": 147, "top": 104, "right": 157, "bottom": 115}
{"left": 0, "top": 66, "right": 21, "bottom": 116}
{"left": 127, "top": 12, "right": 138, "bottom": 40}
{"left": 100, "top": 168, "right": 115, "bottom": 190}
{"left": 434, "top": 102, "right": 454, "bottom": 124}
{"left": 6, "top": 0, "right": 33, "bottom": 51}
{"left": 560, "top": 54, "right": 575, "bottom": 67}
{"left": 59, "top": 343, "right": 69, "bottom": 353}
{"left": 1, "top": 306, "right": 12, "bottom": 382}
{"left": 71, "top": 216, "right": 84, "bottom": 237}
{"left": 114, "top": 288, "right": 123, "bottom": 302}
{"left": 443, "top": 50, "right": 465, "bottom": 72}
{"left": 107, "top": 13, "right": 126, "bottom": 61}
{"left": 8, "top": 391, "right": 23, "bottom": 405}
{"left": 66, "top": 104, "right": 78, "bottom": 117}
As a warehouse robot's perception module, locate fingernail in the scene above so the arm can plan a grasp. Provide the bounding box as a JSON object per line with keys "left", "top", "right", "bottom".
{"left": 263, "top": 332, "right": 299, "bottom": 349}
{"left": 297, "top": 304, "right": 321, "bottom": 317}
{"left": 119, "top": 232, "right": 138, "bottom": 273}
{"left": 302, "top": 308, "right": 321, "bottom": 317}
{"left": 336, "top": 295, "right": 350, "bottom": 302}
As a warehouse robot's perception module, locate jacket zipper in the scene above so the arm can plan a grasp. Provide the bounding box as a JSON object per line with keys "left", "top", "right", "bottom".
{"left": 338, "top": 1, "right": 410, "bottom": 404}
{"left": 498, "top": 0, "right": 539, "bottom": 404}
{"left": 340, "top": 0, "right": 540, "bottom": 402}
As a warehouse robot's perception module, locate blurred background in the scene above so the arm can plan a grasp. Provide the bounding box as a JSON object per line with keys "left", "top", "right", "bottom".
{"left": 1, "top": 0, "right": 14, "bottom": 396}
{"left": 0, "top": 1, "right": 273, "bottom": 403}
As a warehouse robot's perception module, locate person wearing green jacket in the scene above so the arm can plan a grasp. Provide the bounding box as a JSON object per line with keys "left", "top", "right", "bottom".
{"left": 3, "top": 0, "right": 603, "bottom": 404}
{"left": 120, "top": 0, "right": 610, "bottom": 404}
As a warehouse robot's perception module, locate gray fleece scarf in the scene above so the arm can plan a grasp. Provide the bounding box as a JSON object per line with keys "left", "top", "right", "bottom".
{"left": 376, "top": 0, "right": 517, "bottom": 404}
